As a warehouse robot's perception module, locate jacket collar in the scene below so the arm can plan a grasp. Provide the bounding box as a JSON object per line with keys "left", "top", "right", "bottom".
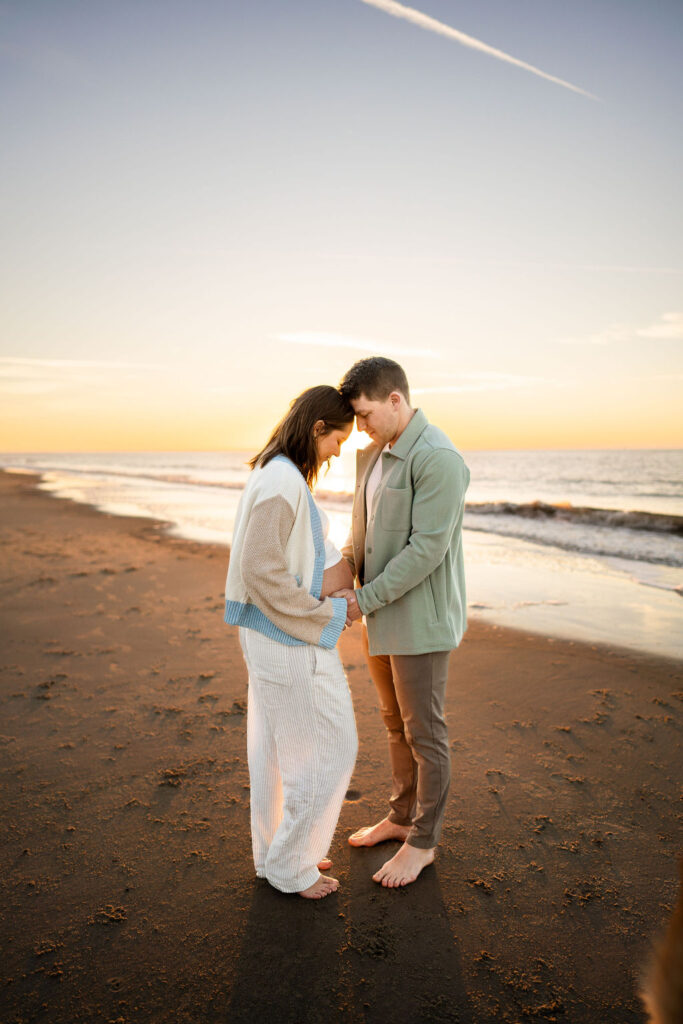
{"left": 355, "top": 408, "right": 428, "bottom": 476}
{"left": 386, "top": 408, "right": 428, "bottom": 461}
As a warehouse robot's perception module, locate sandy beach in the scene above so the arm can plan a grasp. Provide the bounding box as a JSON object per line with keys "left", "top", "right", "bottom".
{"left": 1, "top": 468, "right": 681, "bottom": 1024}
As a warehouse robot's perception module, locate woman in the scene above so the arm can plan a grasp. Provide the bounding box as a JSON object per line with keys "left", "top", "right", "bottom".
{"left": 225, "top": 386, "right": 357, "bottom": 899}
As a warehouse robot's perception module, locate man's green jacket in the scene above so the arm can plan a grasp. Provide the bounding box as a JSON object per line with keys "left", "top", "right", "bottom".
{"left": 342, "top": 408, "right": 470, "bottom": 656}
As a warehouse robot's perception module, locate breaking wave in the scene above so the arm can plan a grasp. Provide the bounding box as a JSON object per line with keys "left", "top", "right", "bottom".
{"left": 464, "top": 502, "right": 683, "bottom": 568}
{"left": 466, "top": 501, "right": 683, "bottom": 536}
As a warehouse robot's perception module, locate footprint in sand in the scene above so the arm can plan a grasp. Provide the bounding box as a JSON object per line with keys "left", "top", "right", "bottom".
{"left": 90, "top": 905, "right": 127, "bottom": 925}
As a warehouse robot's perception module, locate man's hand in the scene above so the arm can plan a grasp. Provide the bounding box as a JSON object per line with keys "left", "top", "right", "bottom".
{"left": 333, "top": 588, "right": 362, "bottom": 625}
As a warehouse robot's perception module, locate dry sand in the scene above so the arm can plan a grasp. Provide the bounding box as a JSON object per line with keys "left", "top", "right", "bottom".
{"left": 1, "top": 469, "right": 681, "bottom": 1024}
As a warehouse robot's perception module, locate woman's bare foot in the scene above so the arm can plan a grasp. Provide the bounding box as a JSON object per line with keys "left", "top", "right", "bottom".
{"left": 299, "top": 874, "right": 340, "bottom": 899}
{"left": 348, "top": 817, "right": 410, "bottom": 847}
{"left": 373, "top": 842, "right": 434, "bottom": 887}
{"left": 317, "top": 857, "right": 332, "bottom": 871}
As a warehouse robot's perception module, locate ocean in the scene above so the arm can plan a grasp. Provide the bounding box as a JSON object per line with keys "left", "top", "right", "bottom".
{"left": 2, "top": 446, "right": 682, "bottom": 659}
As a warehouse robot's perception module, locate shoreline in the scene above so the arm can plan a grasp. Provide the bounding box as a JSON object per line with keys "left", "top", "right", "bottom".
{"left": 1, "top": 469, "right": 681, "bottom": 1023}
{"left": 5, "top": 467, "right": 682, "bottom": 662}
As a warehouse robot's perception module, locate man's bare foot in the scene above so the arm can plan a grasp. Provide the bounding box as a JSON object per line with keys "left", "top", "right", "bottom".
{"left": 348, "top": 817, "right": 410, "bottom": 847}
{"left": 373, "top": 843, "right": 435, "bottom": 887}
{"left": 317, "top": 857, "right": 332, "bottom": 871}
{"left": 299, "top": 874, "right": 340, "bottom": 900}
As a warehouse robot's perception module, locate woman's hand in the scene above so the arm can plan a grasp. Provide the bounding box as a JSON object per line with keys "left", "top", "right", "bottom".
{"left": 333, "top": 588, "right": 362, "bottom": 626}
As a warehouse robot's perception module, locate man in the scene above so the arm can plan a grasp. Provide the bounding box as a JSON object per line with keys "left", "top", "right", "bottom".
{"left": 337, "top": 357, "right": 470, "bottom": 887}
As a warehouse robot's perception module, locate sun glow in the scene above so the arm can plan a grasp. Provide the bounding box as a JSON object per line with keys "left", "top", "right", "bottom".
{"left": 315, "top": 425, "right": 367, "bottom": 497}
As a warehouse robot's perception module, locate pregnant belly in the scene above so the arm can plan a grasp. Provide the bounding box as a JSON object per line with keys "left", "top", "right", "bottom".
{"left": 320, "top": 559, "right": 354, "bottom": 598}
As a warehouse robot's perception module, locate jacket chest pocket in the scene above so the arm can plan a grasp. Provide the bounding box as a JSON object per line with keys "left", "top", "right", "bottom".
{"left": 380, "top": 487, "right": 412, "bottom": 532}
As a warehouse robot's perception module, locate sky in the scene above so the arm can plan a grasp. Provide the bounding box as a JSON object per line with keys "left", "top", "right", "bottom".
{"left": 1, "top": 0, "right": 682, "bottom": 452}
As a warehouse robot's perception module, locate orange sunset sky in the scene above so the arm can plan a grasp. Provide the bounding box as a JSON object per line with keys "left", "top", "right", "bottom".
{"left": 2, "top": 1, "right": 682, "bottom": 453}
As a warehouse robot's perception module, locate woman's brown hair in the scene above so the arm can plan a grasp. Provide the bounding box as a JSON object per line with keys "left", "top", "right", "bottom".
{"left": 248, "top": 385, "right": 354, "bottom": 488}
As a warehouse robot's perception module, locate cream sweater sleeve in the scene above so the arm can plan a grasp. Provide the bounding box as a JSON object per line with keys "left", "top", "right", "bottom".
{"left": 240, "top": 495, "right": 348, "bottom": 647}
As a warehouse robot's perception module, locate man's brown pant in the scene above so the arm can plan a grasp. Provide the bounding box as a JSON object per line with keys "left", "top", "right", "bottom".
{"left": 361, "top": 627, "right": 451, "bottom": 849}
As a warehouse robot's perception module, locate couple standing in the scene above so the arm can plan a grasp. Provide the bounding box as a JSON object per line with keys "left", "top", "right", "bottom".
{"left": 225, "top": 357, "right": 470, "bottom": 898}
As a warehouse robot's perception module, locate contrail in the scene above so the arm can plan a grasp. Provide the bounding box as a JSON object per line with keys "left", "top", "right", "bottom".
{"left": 359, "top": 0, "right": 598, "bottom": 99}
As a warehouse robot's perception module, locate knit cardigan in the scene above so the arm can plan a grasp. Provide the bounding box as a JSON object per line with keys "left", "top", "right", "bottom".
{"left": 224, "top": 456, "right": 348, "bottom": 648}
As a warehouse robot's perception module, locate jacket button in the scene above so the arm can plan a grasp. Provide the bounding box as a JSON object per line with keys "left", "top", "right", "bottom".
{"left": 367, "top": 547, "right": 373, "bottom": 554}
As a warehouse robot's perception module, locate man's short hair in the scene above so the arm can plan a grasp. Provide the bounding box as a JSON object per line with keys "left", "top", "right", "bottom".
{"left": 339, "top": 357, "right": 411, "bottom": 405}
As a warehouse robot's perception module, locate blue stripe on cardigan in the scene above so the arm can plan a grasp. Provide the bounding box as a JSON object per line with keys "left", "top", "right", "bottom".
{"left": 224, "top": 455, "right": 344, "bottom": 648}
{"left": 224, "top": 596, "right": 347, "bottom": 649}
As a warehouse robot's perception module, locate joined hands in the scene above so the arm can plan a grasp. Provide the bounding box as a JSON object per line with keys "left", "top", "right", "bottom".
{"left": 333, "top": 588, "right": 362, "bottom": 627}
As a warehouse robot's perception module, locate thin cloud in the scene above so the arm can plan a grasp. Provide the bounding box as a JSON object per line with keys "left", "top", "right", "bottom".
{"left": 0, "top": 356, "right": 162, "bottom": 396}
{"left": 275, "top": 332, "right": 440, "bottom": 358}
{"left": 359, "top": 0, "right": 598, "bottom": 99}
{"left": 0, "top": 357, "right": 160, "bottom": 370}
{"left": 558, "top": 312, "right": 683, "bottom": 346}
{"left": 0, "top": 380, "right": 64, "bottom": 396}
{"left": 413, "top": 372, "right": 545, "bottom": 394}
{"left": 636, "top": 312, "right": 683, "bottom": 341}
{"left": 300, "top": 253, "right": 683, "bottom": 275}
{"left": 557, "top": 324, "right": 632, "bottom": 346}
{"left": 574, "top": 265, "right": 683, "bottom": 276}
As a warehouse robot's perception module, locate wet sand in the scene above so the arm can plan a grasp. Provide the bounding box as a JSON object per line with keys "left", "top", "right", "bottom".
{"left": 1, "top": 469, "right": 681, "bottom": 1024}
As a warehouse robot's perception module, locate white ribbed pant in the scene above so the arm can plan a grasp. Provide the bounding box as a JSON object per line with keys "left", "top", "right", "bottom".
{"left": 238, "top": 627, "right": 358, "bottom": 893}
